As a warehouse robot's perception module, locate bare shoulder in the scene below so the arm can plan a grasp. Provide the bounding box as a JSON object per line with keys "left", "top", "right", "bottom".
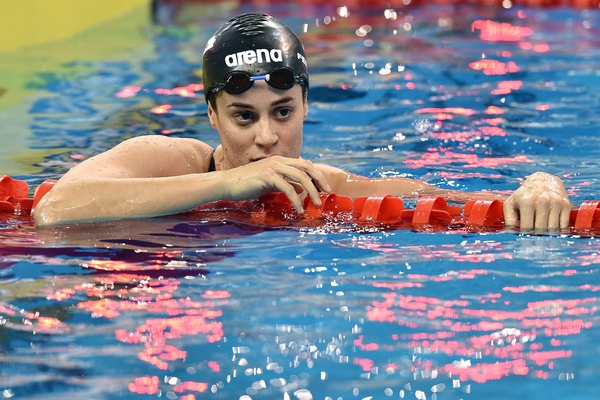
{"left": 115, "top": 135, "right": 212, "bottom": 156}
{"left": 64, "top": 135, "right": 215, "bottom": 180}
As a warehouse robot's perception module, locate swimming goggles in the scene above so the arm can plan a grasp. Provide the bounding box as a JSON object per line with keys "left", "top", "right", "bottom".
{"left": 211, "top": 67, "right": 307, "bottom": 96}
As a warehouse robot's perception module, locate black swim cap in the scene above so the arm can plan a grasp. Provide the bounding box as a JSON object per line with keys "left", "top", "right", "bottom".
{"left": 202, "top": 13, "right": 308, "bottom": 102}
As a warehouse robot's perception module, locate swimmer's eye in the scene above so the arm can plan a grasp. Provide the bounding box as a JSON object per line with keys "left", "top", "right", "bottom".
{"left": 234, "top": 111, "right": 255, "bottom": 122}
{"left": 275, "top": 108, "right": 292, "bottom": 119}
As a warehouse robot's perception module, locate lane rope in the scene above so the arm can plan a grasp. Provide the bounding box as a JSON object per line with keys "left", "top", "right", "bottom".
{"left": 3, "top": 175, "right": 598, "bottom": 231}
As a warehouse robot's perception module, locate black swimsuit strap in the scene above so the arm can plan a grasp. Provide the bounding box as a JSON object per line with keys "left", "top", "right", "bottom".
{"left": 208, "top": 151, "right": 216, "bottom": 172}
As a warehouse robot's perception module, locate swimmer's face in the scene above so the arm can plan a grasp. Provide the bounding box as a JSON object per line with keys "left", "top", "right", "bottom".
{"left": 207, "top": 81, "right": 308, "bottom": 170}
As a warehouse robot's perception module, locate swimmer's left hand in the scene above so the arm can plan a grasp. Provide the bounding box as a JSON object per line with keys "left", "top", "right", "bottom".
{"left": 503, "top": 172, "right": 571, "bottom": 230}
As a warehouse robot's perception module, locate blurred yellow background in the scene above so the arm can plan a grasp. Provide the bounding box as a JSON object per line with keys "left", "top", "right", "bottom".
{"left": 0, "top": 0, "right": 150, "bottom": 51}
{"left": 0, "top": 0, "right": 151, "bottom": 173}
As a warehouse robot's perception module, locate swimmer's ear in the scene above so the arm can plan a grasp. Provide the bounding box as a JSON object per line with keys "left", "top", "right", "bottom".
{"left": 207, "top": 102, "right": 219, "bottom": 130}
{"left": 303, "top": 99, "right": 308, "bottom": 120}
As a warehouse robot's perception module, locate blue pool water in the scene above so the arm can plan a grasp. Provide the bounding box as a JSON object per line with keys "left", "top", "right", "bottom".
{"left": 1, "top": 1, "right": 600, "bottom": 399}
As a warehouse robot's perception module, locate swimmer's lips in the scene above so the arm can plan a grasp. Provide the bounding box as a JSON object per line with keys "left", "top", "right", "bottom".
{"left": 250, "top": 155, "right": 277, "bottom": 162}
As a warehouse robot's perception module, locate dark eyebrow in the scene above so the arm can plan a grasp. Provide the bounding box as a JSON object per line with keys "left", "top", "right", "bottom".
{"left": 226, "top": 102, "right": 254, "bottom": 110}
{"left": 225, "top": 96, "right": 295, "bottom": 110}
{"left": 271, "top": 96, "right": 295, "bottom": 107}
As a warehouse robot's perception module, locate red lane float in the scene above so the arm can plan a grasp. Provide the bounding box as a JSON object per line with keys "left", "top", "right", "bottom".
{"left": 464, "top": 199, "right": 505, "bottom": 228}
{"left": 196, "top": 192, "right": 600, "bottom": 232}
{"left": 356, "top": 194, "right": 404, "bottom": 222}
{"left": 0, "top": 175, "right": 34, "bottom": 216}
{"left": 400, "top": 196, "right": 462, "bottom": 226}
{"left": 2, "top": 175, "right": 600, "bottom": 232}
{"left": 571, "top": 200, "right": 600, "bottom": 230}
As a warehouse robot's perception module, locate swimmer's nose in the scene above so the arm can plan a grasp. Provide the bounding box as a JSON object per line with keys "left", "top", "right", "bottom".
{"left": 254, "top": 119, "right": 279, "bottom": 148}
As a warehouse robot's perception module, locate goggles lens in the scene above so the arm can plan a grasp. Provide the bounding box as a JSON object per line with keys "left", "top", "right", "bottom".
{"left": 214, "top": 67, "right": 305, "bottom": 96}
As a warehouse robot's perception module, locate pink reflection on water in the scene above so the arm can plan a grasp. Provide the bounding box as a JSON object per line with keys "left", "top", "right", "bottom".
{"left": 469, "top": 59, "right": 520, "bottom": 75}
{"left": 0, "top": 302, "right": 69, "bottom": 334}
{"left": 115, "top": 84, "right": 204, "bottom": 99}
{"left": 46, "top": 270, "right": 228, "bottom": 397}
{"left": 472, "top": 20, "right": 534, "bottom": 42}
{"left": 438, "top": 172, "right": 503, "bottom": 180}
{"left": 404, "top": 150, "right": 532, "bottom": 169}
{"left": 115, "top": 85, "right": 141, "bottom": 98}
{"left": 355, "top": 265, "right": 596, "bottom": 386}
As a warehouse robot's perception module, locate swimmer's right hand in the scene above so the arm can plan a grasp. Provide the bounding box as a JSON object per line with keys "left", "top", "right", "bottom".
{"left": 221, "top": 156, "right": 331, "bottom": 213}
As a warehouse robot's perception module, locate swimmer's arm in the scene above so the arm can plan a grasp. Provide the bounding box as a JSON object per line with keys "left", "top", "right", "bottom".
{"left": 317, "top": 164, "right": 571, "bottom": 230}
{"left": 34, "top": 174, "right": 231, "bottom": 226}
{"left": 34, "top": 136, "right": 220, "bottom": 226}
{"left": 316, "top": 164, "right": 505, "bottom": 202}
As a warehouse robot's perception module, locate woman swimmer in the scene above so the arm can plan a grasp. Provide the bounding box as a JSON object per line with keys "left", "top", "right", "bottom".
{"left": 33, "top": 12, "right": 571, "bottom": 230}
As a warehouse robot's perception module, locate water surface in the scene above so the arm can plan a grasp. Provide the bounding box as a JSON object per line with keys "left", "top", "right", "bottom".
{"left": 1, "top": 2, "right": 599, "bottom": 399}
